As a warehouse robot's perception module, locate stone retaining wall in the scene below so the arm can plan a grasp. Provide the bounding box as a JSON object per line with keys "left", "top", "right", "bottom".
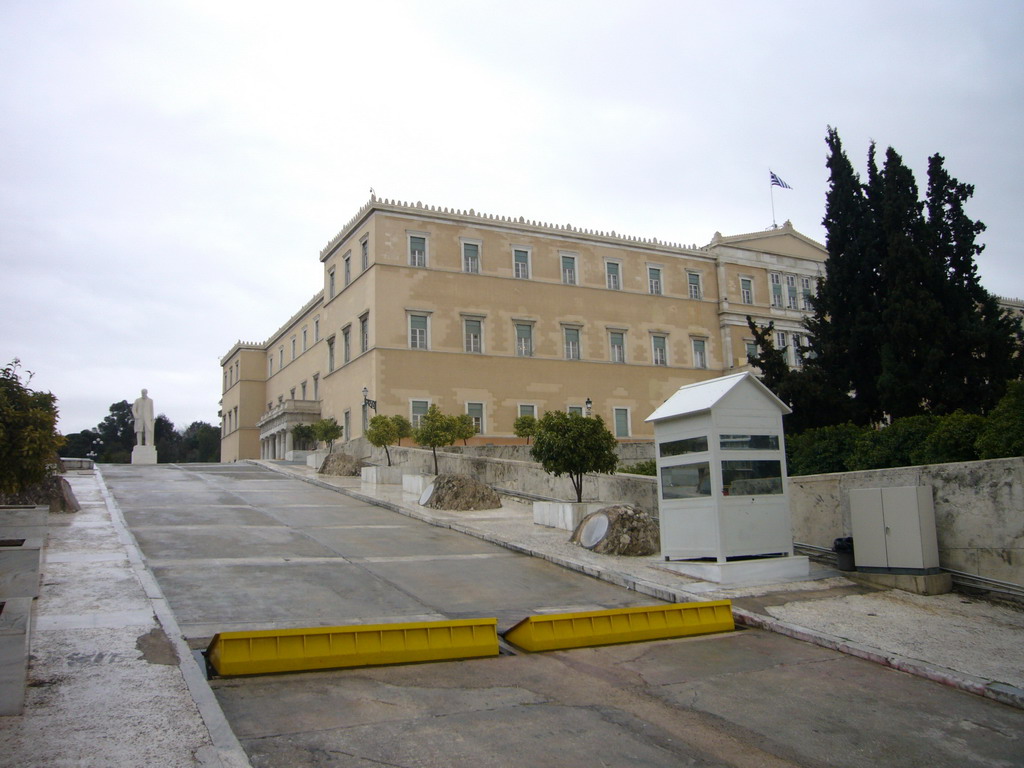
{"left": 789, "top": 457, "right": 1023, "bottom": 588}
{"left": 342, "top": 439, "right": 1022, "bottom": 588}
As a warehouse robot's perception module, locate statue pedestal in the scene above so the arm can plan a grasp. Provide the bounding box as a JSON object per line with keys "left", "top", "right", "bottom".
{"left": 131, "top": 445, "right": 158, "bottom": 465}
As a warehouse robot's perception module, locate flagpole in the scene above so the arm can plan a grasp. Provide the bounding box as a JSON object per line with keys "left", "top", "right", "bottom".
{"left": 770, "top": 169, "right": 777, "bottom": 228}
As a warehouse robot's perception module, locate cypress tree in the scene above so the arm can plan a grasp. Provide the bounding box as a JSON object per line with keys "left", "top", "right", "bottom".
{"left": 925, "top": 154, "right": 1022, "bottom": 413}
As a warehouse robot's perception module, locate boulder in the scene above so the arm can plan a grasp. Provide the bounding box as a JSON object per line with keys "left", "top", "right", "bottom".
{"left": 570, "top": 504, "right": 660, "bottom": 556}
{"left": 422, "top": 474, "right": 501, "bottom": 510}
{"left": 318, "top": 453, "right": 367, "bottom": 476}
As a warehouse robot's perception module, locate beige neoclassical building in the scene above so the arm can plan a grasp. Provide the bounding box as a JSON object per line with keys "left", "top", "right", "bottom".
{"left": 219, "top": 196, "right": 827, "bottom": 462}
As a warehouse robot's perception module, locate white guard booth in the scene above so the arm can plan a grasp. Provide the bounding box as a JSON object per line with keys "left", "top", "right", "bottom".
{"left": 645, "top": 372, "right": 808, "bottom": 585}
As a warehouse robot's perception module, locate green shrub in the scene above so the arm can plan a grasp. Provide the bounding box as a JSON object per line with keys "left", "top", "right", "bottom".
{"left": 786, "top": 423, "right": 867, "bottom": 476}
{"left": 975, "top": 381, "right": 1024, "bottom": 459}
{"left": 910, "top": 410, "right": 986, "bottom": 465}
{"left": 847, "top": 415, "right": 939, "bottom": 471}
{"left": 620, "top": 459, "right": 657, "bottom": 476}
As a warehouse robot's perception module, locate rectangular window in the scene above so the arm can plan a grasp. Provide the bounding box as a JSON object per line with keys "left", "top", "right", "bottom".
{"left": 409, "top": 235, "right": 426, "bottom": 267}
{"left": 301, "top": 381, "right": 307, "bottom": 399}
{"left": 660, "top": 435, "right": 709, "bottom": 457}
{"left": 463, "top": 242, "right": 480, "bottom": 273}
{"left": 313, "top": 374, "right": 319, "bottom": 400}
{"left": 614, "top": 408, "right": 629, "bottom": 437}
{"left": 564, "top": 327, "right": 580, "bottom": 360}
{"left": 327, "top": 337, "right": 335, "bottom": 372}
{"left": 464, "top": 318, "right": 482, "bottom": 353}
{"left": 801, "top": 276, "right": 813, "bottom": 310}
{"left": 692, "top": 338, "right": 707, "bottom": 369}
{"left": 291, "top": 337, "right": 296, "bottom": 360}
{"left": 278, "top": 347, "right": 284, "bottom": 368}
{"left": 344, "top": 410, "right": 351, "bottom": 442}
{"left": 289, "top": 387, "right": 296, "bottom": 400}
{"left": 314, "top": 318, "right": 320, "bottom": 341}
{"left": 344, "top": 253, "right": 351, "bottom": 286}
{"left": 722, "top": 460, "right": 784, "bottom": 496}
{"left": 610, "top": 331, "right": 625, "bottom": 363}
{"left": 720, "top": 434, "right": 781, "bottom": 451}
{"left": 411, "top": 400, "right": 429, "bottom": 428}
{"left": 652, "top": 335, "right": 667, "bottom": 366}
{"left": 519, "top": 404, "right": 536, "bottom": 418}
{"left": 268, "top": 357, "right": 273, "bottom": 375}
{"left": 740, "top": 277, "right": 753, "bottom": 304}
{"left": 648, "top": 267, "right": 662, "bottom": 295}
{"left": 513, "top": 249, "right": 530, "bottom": 279}
{"left": 515, "top": 323, "right": 533, "bottom": 357}
{"left": 786, "top": 274, "right": 798, "bottom": 309}
{"left": 302, "top": 328, "right": 308, "bottom": 351}
{"left": 561, "top": 254, "right": 577, "bottom": 285}
{"left": 775, "top": 330, "right": 787, "bottom": 351}
{"left": 606, "top": 262, "right": 621, "bottom": 290}
{"left": 661, "top": 462, "right": 712, "bottom": 499}
{"left": 328, "top": 268, "right": 336, "bottom": 298}
{"left": 745, "top": 340, "right": 758, "bottom": 362}
{"left": 409, "top": 314, "right": 428, "bottom": 349}
{"left": 770, "top": 273, "right": 783, "bottom": 307}
{"left": 688, "top": 272, "right": 702, "bottom": 300}
{"left": 360, "top": 314, "right": 369, "bottom": 353}
{"left": 343, "top": 327, "right": 351, "bottom": 363}
{"left": 792, "top": 334, "right": 803, "bottom": 367}
{"left": 467, "top": 402, "right": 484, "bottom": 434}
{"left": 361, "top": 238, "right": 369, "bottom": 270}
{"left": 568, "top": 405, "right": 583, "bottom": 416}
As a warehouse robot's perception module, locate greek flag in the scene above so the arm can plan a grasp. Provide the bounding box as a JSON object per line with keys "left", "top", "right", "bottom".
{"left": 770, "top": 171, "right": 792, "bottom": 190}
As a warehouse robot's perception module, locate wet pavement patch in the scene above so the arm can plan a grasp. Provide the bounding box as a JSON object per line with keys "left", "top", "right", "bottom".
{"left": 136, "top": 627, "right": 179, "bottom": 665}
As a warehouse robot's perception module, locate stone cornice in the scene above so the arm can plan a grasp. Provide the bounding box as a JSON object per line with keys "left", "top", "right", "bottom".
{"left": 319, "top": 194, "right": 710, "bottom": 262}
{"left": 263, "top": 291, "right": 325, "bottom": 348}
{"left": 708, "top": 220, "right": 827, "bottom": 254}
{"left": 220, "top": 341, "right": 265, "bottom": 366}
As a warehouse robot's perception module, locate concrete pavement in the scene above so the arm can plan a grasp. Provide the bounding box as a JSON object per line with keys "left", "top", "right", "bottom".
{"left": 1, "top": 462, "right": 1022, "bottom": 767}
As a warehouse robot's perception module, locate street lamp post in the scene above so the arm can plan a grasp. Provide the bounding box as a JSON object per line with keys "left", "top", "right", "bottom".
{"left": 585, "top": 397, "right": 593, "bottom": 416}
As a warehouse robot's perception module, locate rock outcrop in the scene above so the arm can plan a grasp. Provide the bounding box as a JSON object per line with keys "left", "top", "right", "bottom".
{"left": 318, "top": 453, "right": 367, "bottom": 476}
{"left": 422, "top": 474, "right": 501, "bottom": 510}
{"left": 570, "top": 504, "right": 659, "bottom": 556}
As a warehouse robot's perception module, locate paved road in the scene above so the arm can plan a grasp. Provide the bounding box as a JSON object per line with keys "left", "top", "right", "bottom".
{"left": 103, "top": 463, "right": 1024, "bottom": 768}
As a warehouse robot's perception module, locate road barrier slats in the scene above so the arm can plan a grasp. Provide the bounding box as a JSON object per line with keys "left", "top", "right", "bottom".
{"left": 504, "top": 601, "right": 734, "bottom": 652}
{"left": 207, "top": 618, "right": 499, "bottom": 676}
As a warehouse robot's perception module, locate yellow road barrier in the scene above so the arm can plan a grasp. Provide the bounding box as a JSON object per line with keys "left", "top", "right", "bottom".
{"left": 504, "top": 601, "right": 734, "bottom": 652}
{"left": 207, "top": 618, "right": 499, "bottom": 676}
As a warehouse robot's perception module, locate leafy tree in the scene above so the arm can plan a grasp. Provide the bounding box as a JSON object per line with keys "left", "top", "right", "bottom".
{"left": 291, "top": 423, "right": 316, "bottom": 451}
{"left": 786, "top": 424, "right": 867, "bottom": 476}
{"left": 530, "top": 411, "right": 618, "bottom": 503}
{"left": 513, "top": 414, "right": 537, "bottom": 444}
{"left": 910, "top": 411, "right": 985, "bottom": 465}
{"left": 366, "top": 414, "right": 399, "bottom": 465}
{"left": 391, "top": 414, "right": 413, "bottom": 446}
{"left": 975, "top": 381, "right": 1024, "bottom": 459}
{"left": 452, "top": 413, "right": 476, "bottom": 446}
{"left": 97, "top": 400, "right": 135, "bottom": 462}
{"left": 0, "top": 359, "right": 65, "bottom": 493}
{"left": 412, "top": 405, "right": 456, "bottom": 474}
{"left": 181, "top": 421, "right": 221, "bottom": 462}
{"left": 60, "top": 428, "right": 101, "bottom": 459}
{"left": 155, "top": 414, "right": 182, "bottom": 462}
{"left": 313, "top": 418, "right": 343, "bottom": 451}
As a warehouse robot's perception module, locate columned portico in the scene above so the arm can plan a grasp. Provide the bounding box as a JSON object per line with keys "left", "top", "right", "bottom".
{"left": 256, "top": 399, "right": 321, "bottom": 461}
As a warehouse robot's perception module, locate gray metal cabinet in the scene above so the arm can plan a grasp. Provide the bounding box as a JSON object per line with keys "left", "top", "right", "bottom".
{"left": 849, "top": 486, "right": 940, "bottom": 573}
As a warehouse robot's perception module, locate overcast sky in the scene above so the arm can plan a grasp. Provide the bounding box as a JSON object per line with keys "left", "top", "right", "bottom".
{"left": 2, "top": 0, "right": 1022, "bottom": 435}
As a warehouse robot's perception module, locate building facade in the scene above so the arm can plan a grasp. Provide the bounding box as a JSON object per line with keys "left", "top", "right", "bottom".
{"left": 219, "top": 196, "right": 828, "bottom": 462}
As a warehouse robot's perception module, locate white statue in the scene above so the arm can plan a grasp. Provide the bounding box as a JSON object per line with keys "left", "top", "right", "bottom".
{"left": 132, "top": 389, "right": 155, "bottom": 446}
